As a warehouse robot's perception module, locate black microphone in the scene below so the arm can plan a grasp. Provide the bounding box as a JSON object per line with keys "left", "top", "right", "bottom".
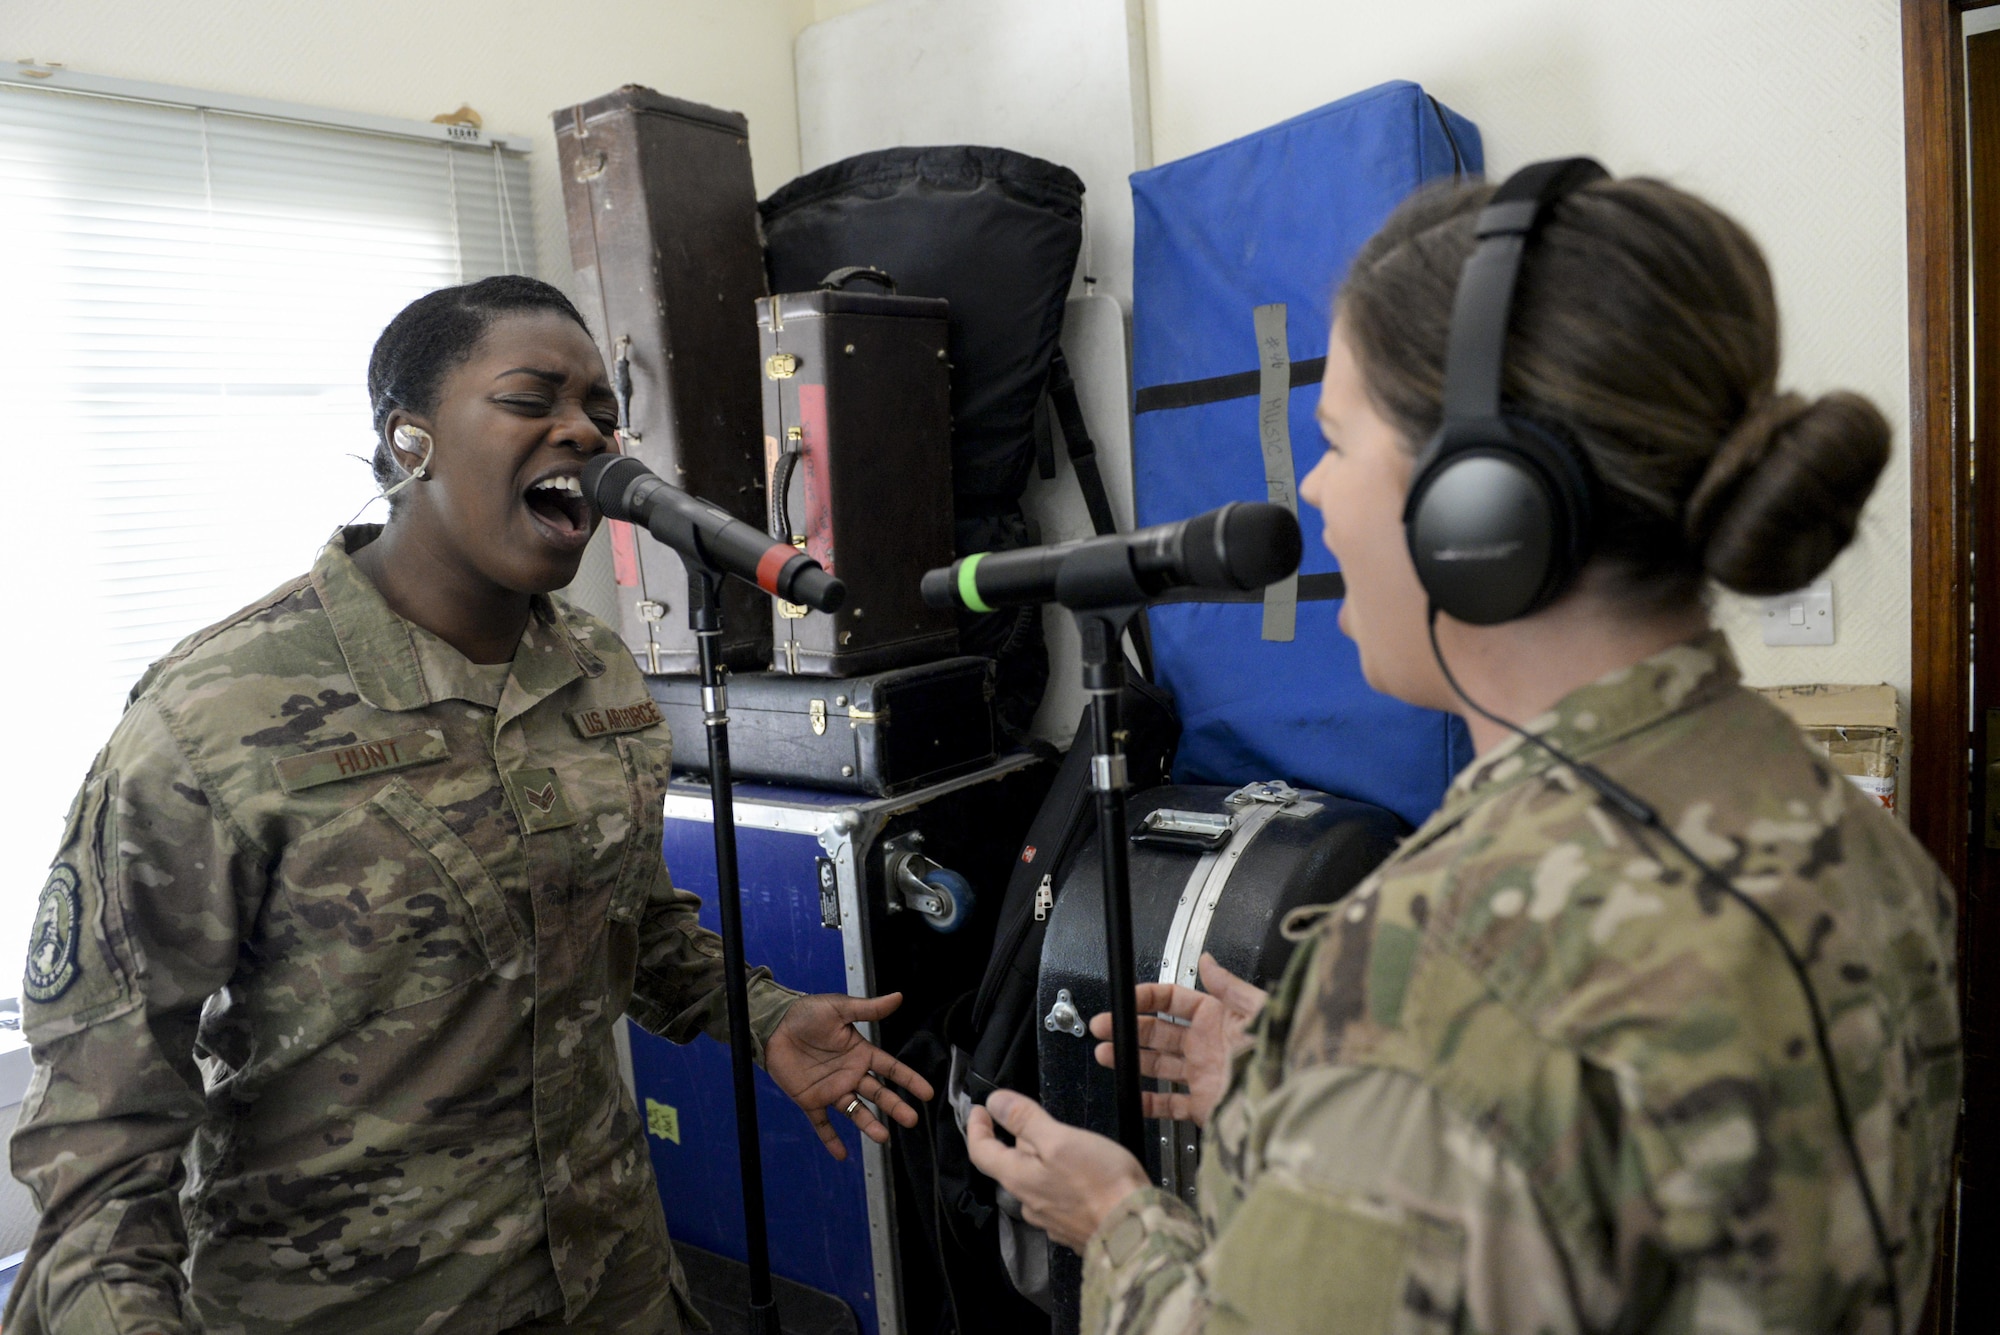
{"left": 583, "top": 454, "right": 846, "bottom": 614}
{"left": 921, "top": 502, "right": 1301, "bottom": 612}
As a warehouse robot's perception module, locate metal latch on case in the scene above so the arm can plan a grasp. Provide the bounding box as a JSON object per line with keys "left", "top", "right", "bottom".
{"left": 1043, "top": 989, "right": 1086, "bottom": 1038}
{"left": 1223, "top": 779, "right": 1321, "bottom": 818}
{"left": 766, "top": 351, "right": 799, "bottom": 379}
{"left": 1226, "top": 780, "right": 1301, "bottom": 808}
{"left": 809, "top": 699, "right": 827, "bottom": 736}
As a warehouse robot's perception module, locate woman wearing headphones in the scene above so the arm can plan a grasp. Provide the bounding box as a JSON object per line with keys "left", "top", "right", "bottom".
{"left": 7, "top": 276, "right": 930, "bottom": 1335}
{"left": 969, "top": 166, "right": 1959, "bottom": 1333}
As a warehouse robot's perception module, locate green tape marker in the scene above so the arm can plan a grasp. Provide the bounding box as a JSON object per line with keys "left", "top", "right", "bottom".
{"left": 957, "top": 553, "right": 993, "bottom": 614}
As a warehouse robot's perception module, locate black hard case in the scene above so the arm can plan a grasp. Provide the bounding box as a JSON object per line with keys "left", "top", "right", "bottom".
{"left": 1037, "top": 784, "right": 1404, "bottom": 1334}
{"left": 645, "top": 656, "right": 996, "bottom": 797}
{"left": 759, "top": 289, "right": 958, "bottom": 676}
{"left": 554, "top": 86, "right": 770, "bottom": 673}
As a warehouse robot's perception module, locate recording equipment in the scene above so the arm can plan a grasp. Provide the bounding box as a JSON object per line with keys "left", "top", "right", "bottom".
{"left": 1403, "top": 157, "right": 1606, "bottom": 626}
{"left": 1414, "top": 154, "right": 1900, "bottom": 1325}
{"left": 583, "top": 455, "right": 846, "bottom": 615}
{"left": 919, "top": 502, "right": 1301, "bottom": 613}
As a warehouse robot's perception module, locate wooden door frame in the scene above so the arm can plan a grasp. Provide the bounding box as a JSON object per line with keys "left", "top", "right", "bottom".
{"left": 1907, "top": 4, "right": 2000, "bottom": 1330}
{"left": 1905, "top": 0, "right": 1980, "bottom": 891}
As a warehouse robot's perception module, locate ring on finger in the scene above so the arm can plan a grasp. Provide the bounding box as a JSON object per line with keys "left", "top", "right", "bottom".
{"left": 843, "top": 1096, "right": 863, "bottom": 1116}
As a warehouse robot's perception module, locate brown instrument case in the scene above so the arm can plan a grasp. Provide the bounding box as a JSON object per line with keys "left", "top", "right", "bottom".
{"left": 554, "top": 85, "right": 770, "bottom": 672}
{"left": 759, "top": 273, "right": 959, "bottom": 676}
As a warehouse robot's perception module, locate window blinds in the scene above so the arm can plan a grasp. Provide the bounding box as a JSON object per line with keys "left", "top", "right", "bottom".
{"left": 0, "top": 78, "right": 534, "bottom": 983}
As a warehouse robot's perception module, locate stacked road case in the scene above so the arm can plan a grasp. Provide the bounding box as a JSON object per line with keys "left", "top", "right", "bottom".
{"left": 629, "top": 757, "right": 1050, "bottom": 1335}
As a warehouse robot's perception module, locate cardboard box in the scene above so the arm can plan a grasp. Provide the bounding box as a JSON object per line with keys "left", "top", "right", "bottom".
{"left": 1755, "top": 683, "right": 1900, "bottom": 812}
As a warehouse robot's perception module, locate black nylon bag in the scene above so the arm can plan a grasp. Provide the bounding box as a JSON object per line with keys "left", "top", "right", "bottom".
{"left": 761, "top": 146, "right": 1084, "bottom": 502}
{"left": 890, "top": 679, "right": 1177, "bottom": 1329}
{"left": 760, "top": 147, "right": 1085, "bottom": 737}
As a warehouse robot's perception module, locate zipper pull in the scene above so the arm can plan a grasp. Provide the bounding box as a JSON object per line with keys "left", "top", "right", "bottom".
{"left": 1033, "top": 874, "right": 1054, "bottom": 922}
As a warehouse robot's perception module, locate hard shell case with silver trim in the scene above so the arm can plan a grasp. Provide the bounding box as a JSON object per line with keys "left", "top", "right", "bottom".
{"left": 1035, "top": 782, "right": 1403, "bottom": 1334}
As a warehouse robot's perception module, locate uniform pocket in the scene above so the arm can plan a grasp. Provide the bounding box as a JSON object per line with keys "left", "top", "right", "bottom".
{"left": 275, "top": 777, "right": 526, "bottom": 1025}
{"left": 1204, "top": 1179, "right": 1465, "bottom": 1335}
{"left": 609, "top": 735, "right": 673, "bottom": 925}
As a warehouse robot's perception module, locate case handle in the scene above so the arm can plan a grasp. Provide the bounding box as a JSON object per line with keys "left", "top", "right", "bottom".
{"left": 819, "top": 265, "right": 898, "bottom": 294}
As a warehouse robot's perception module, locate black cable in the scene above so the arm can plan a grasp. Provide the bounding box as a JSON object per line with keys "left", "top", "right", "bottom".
{"left": 907, "top": 1098, "right": 963, "bottom": 1335}
{"left": 1425, "top": 607, "right": 1902, "bottom": 1333}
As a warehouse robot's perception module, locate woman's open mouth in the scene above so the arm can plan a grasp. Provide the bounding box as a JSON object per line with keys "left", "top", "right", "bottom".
{"left": 523, "top": 473, "right": 595, "bottom": 551}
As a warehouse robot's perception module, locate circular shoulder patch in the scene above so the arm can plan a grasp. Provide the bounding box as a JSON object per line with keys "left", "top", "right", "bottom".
{"left": 24, "top": 863, "right": 81, "bottom": 1003}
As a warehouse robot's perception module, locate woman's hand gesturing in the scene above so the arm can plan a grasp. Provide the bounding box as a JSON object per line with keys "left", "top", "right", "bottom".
{"left": 764, "top": 992, "right": 934, "bottom": 1161}
{"left": 1090, "top": 953, "right": 1268, "bottom": 1128}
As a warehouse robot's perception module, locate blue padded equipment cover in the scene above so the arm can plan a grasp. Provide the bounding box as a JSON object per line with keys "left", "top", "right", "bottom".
{"left": 1131, "top": 81, "right": 1480, "bottom": 828}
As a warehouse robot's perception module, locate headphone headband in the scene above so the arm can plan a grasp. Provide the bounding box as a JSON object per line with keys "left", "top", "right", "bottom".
{"left": 1403, "top": 157, "right": 1610, "bottom": 626}
{"left": 1437, "top": 158, "right": 1609, "bottom": 427}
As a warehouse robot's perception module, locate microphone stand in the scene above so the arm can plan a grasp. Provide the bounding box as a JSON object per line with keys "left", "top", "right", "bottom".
{"left": 688, "top": 563, "right": 781, "bottom": 1335}
{"left": 1053, "top": 544, "right": 1153, "bottom": 1160}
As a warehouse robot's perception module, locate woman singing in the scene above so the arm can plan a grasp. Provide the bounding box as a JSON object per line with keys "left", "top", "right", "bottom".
{"left": 7, "top": 276, "right": 931, "bottom": 1335}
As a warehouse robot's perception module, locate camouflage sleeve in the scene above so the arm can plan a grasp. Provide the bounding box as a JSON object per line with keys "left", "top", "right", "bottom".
{"left": 6, "top": 701, "right": 263, "bottom": 1335}
{"left": 1081, "top": 1063, "right": 1587, "bottom": 1335}
{"left": 625, "top": 865, "right": 801, "bottom": 1063}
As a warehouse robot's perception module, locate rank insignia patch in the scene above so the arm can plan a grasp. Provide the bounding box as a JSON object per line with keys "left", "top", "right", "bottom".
{"left": 25, "top": 863, "right": 81, "bottom": 1003}
{"left": 502, "top": 767, "right": 579, "bottom": 833}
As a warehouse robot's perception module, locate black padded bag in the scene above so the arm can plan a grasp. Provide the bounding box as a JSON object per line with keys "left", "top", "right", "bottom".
{"left": 760, "top": 147, "right": 1085, "bottom": 737}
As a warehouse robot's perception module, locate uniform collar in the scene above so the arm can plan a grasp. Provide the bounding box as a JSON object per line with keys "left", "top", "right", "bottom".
{"left": 1417, "top": 629, "right": 1742, "bottom": 840}
{"left": 311, "top": 525, "right": 605, "bottom": 714}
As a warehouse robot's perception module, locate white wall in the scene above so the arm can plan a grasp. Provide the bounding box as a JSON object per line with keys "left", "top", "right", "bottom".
{"left": 1141, "top": 0, "right": 1913, "bottom": 697}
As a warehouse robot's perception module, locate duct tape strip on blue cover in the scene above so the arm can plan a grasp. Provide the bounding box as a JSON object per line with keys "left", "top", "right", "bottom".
{"left": 1130, "top": 80, "right": 1481, "bottom": 828}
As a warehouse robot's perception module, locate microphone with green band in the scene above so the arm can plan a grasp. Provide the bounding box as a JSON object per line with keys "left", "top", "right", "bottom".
{"left": 920, "top": 501, "right": 1302, "bottom": 612}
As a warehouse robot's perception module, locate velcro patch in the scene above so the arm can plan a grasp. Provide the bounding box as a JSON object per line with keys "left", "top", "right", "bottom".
{"left": 25, "top": 864, "right": 81, "bottom": 1003}
{"left": 503, "top": 767, "right": 579, "bottom": 833}
{"left": 567, "top": 699, "right": 665, "bottom": 740}
{"left": 275, "top": 729, "right": 450, "bottom": 793}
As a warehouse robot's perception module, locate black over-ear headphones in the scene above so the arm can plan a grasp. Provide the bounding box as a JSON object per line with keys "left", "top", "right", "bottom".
{"left": 1403, "top": 157, "right": 1608, "bottom": 625}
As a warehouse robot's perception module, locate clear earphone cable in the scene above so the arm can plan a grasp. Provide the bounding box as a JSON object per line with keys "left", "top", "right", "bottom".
{"left": 1425, "top": 606, "right": 1901, "bottom": 1331}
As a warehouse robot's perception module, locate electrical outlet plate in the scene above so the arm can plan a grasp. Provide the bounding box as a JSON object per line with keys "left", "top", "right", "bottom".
{"left": 1761, "top": 577, "right": 1834, "bottom": 646}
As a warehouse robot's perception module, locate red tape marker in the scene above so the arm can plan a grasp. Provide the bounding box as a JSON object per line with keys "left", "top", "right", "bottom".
{"left": 755, "top": 545, "right": 793, "bottom": 596}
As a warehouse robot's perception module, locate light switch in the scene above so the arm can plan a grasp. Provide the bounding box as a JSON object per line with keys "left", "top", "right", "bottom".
{"left": 1762, "top": 577, "right": 1834, "bottom": 646}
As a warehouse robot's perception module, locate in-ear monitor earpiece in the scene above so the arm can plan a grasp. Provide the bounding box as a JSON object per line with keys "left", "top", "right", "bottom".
{"left": 383, "top": 425, "right": 435, "bottom": 499}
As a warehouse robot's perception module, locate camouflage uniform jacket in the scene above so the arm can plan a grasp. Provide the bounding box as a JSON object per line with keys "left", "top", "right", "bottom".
{"left": 6, "top": 526, "right": 801, "bottom": 1335}
{"left": 1083, "top": 634, "right": 1960, "bottom": 1335}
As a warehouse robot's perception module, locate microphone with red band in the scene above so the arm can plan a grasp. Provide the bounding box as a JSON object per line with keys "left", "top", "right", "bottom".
{"left": 582, "top": 454, "right": 846, "bottom": 614}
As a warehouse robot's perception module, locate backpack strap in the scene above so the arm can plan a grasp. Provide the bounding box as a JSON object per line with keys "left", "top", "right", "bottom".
{"left": 1047, "top": 349, "right": 1118, "bottom": 539}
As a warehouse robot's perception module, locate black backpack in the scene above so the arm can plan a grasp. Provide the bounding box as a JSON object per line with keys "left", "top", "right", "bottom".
{"left": 890, "top": 679, "right": 1178, "bottom": 1333}
{"left": 760, "top": 147, "right": 1102, "bottom": 739}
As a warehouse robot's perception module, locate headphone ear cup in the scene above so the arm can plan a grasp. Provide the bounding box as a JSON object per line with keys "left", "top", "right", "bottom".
{"left": 1404, "top": 420, "right": 1592, "bottom": 625}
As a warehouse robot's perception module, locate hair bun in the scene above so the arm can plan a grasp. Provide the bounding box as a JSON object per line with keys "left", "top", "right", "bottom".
{"left": 1685, "top": 389, "right": 1890, "bottom": 596}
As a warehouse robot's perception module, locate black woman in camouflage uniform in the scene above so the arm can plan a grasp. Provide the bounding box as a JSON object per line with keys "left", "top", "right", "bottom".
{"left": 969, "top": 174, "right": 1959, "bottom": 1334}
{"left": 7, "top": 277, "right": 933, "bottom": 1335}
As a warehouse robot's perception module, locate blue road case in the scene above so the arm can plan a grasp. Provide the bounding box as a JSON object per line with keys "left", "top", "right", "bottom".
{"left": 627, "top": 754, "right": 1047, "bottom": 1335}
